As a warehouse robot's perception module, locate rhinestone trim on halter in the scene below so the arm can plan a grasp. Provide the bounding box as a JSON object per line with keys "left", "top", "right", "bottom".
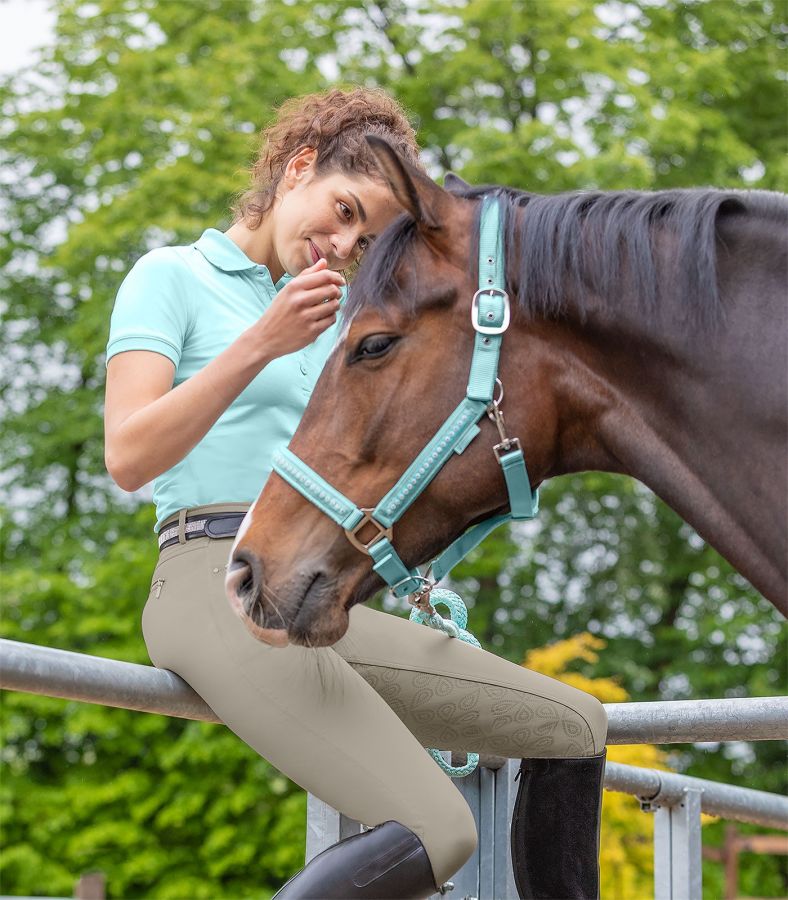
{"left": 381, "top": 407, "right": 476, "bottom": 516}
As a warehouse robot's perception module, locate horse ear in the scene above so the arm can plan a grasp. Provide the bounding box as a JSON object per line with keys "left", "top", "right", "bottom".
{"left": 365, "top": 135, "right": 449, "bottom": 229}
{"left": 444, "top": 171, "right": 471, "bottom": 193}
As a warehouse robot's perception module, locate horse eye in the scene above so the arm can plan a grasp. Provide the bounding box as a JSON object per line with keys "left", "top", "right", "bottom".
{"left": 353, "top": 334, "right": 397, "bottom": 361}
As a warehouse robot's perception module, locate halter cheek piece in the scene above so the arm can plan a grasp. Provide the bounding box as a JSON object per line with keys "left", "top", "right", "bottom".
{"left": 272, "top": 196, "right": 539, "bottom": 614}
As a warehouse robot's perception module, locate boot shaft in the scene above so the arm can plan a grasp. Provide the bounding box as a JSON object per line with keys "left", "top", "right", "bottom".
{"left": 510, "top": 751, "right": 607, "bottom": 900}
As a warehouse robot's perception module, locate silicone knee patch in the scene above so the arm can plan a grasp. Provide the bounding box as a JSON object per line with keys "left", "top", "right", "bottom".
{"left": 351, "top": 664, "right": 597, "bottom": 757}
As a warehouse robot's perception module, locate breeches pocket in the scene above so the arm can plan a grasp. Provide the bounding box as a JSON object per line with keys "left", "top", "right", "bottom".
{"left": 141, "top": 538, "right": 215, "bottom": 669}
{"left": 141, "top": 566, "right": 173, "bottom": 669}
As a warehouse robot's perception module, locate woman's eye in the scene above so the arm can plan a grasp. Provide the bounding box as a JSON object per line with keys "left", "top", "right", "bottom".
{"left": 338, "top": 201, "right": 370, "bottom": 252}
{"left": 354, "top": 334, "right": 397, "bottom": 361}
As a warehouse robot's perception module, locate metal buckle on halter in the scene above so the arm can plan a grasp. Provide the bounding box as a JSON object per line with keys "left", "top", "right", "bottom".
{"left": 344, "top": 507, "right": 393, "bottom": 554}
{"left": 493, "top": 436, "right": 522, "bottom": 460}
{"left": 471, "top": 287, "right": 510, "bottom": 335}
{"left": 486, "top": 378, "right": 522, "bottom": 459}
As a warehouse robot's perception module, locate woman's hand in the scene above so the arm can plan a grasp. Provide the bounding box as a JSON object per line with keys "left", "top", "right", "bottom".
{"left": 251, "top": 258, "right": 344, "bottom": 359}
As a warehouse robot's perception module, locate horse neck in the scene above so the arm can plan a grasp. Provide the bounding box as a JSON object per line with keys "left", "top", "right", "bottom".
{"left": 510, "top": 207, "right": 787, "bottom": 607}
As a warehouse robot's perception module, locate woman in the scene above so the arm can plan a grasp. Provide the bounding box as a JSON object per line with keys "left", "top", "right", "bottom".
{"left": 104, "top": 87, "right": 608, "bottom": 899}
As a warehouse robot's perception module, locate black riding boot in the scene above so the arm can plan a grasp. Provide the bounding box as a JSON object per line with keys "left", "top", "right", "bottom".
{"left": 510, "top": 750, "right": 606, "bottom": 900}
{"left": 272, "top": 819, "right": 448, "bottom": 899}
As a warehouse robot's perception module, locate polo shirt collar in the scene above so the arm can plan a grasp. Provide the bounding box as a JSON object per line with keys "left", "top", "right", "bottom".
{"left": 193, "top": 229, "right": 293, "bottom": 291}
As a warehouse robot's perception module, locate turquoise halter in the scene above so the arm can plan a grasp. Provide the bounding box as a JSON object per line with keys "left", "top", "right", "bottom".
{"left": 272, "top": 195, "right": 539, "bottom": 611}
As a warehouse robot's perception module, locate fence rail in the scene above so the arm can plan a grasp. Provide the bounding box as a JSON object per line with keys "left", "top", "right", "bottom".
{"left": 2, "top": 637, "right": 787, "bottom": 744}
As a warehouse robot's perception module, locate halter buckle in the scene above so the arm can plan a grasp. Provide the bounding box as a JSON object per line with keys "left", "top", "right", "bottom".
{"left": 344, "top": 508, "right": 393, "bottom": 554}
{"left": 471, "top": 288, "right": 510, "bottom": 335}
{"left": 493, "top": 436, "right": 522, "bottom": 460}
{"left": 487, "top": 382, "right": 522, "bottom": 458}
{"left": 487, "top": 393, "right": 510, "bottom": 442}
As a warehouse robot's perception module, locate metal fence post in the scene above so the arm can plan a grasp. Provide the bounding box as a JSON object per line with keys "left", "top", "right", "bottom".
{"left": 653, "top": 787, "right": 704, "bottom": 900}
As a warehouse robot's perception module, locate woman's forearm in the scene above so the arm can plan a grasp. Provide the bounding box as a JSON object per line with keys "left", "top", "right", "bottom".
{"left": 107, "top": 328, "right": 273, "bottom": 492}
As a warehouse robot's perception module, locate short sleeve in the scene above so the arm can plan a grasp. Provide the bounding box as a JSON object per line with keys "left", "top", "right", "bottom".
{"left": 105, "top": 247, "right": 191, "bottom": 368}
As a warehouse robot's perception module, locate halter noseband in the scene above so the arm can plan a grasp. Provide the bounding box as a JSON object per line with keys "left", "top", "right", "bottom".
{"left": 271, "top": 196, "right": 539, "bottom": 610}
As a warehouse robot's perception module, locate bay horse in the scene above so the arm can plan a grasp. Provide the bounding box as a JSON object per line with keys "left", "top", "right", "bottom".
{"left": 227, "top": 137, "right": 788, "bottom": 648}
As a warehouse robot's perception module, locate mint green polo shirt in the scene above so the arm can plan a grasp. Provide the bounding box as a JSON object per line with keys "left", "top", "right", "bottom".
{"left": 105, "top": 228, "right": 344, "bottom": 533}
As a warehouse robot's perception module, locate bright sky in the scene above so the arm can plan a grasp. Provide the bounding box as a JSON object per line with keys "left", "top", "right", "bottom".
{"left": 0, "top": 0, "right": 56, "bottom": 75}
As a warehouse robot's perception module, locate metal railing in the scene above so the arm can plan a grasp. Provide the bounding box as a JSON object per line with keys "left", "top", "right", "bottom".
{"left": 2, "top": 638, "right": 786, "bottom": 744}
{"left": 2, "top": 637, "right": 787, "bottom": 900}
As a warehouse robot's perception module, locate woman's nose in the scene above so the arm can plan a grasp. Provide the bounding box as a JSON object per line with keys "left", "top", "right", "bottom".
{"left": 331, "top": 232, "right": 359, "bottom": 265}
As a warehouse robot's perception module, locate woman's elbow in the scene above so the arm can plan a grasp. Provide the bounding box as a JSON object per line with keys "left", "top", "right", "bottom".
{"left": 105, "top": 446, "right": 145, "bottom": 493}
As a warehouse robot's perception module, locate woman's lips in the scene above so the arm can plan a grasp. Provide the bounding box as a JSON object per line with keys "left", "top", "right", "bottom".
{"left": 308, "top": 240, "right": 321, "bottom": 264}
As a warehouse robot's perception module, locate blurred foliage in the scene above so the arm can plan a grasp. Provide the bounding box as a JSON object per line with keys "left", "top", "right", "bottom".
{"left": 1, "top": 0, "right": 786, "bottom": 897}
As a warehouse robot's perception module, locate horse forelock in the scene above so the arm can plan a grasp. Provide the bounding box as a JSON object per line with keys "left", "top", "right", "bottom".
{"left": 345, "top": 181, "right": 788, "bottom": 334}
{"left": 344, "top": 213, "right": 420, "bottom": 327}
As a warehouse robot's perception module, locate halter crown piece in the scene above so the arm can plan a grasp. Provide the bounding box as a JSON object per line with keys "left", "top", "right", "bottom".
{"left": 272, "top": 196, "right": 539, "bottom": 777}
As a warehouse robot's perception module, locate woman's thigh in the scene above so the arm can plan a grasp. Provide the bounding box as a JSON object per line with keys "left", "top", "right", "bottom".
{"left": 332, "top": 603, "right": 607, "bottom": 759}
{"left": 141, "top": 537, "right": 477, "bottom": 887}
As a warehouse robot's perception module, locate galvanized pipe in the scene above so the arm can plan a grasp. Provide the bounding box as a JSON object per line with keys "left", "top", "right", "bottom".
{"left": 2, "top": 638, "right": 788, "bottom": 744}
{"left": 605, "top": 696, "right": 788, "bottom": 744}
{"left": 604, "top": 761, "right": 788, "bottom": 830}
{"left": 0, "top": 638, "right": 219, "bottom": 723}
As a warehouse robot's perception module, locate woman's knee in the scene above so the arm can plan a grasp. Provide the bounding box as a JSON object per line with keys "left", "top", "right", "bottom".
{"left": 425, "top": 796, "right": 478, "bottom": 887}
{"left": 567, "top": 688, "right": 608, "bottom": 755}
{"left": 518, "top": 670, "right": 608, "bottom": 757}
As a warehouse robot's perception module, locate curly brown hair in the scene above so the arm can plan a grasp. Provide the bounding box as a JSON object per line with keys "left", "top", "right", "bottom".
{"left": 232, "top": 87, "right": 422, "bottom": 227}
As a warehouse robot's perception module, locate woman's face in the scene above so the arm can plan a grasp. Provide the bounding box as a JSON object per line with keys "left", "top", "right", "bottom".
{"left": 272, "top": 148, "right": 401, "bottom": 276}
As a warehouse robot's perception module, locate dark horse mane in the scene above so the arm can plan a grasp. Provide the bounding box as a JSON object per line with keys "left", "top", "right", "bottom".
{"left": 347, "top": 183, "right": 788, "bottom": 332}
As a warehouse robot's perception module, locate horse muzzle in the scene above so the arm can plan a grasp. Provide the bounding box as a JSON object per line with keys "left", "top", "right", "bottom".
{"left": 224, "top": 550, "right": 351, "bottom": 648}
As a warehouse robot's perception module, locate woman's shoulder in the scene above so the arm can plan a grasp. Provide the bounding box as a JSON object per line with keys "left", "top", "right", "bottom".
{"left": 117, "top": 243, "right": 201, "bottom": 304}
{"left": 129, "top": 242, "right": 195, "bottom": 277}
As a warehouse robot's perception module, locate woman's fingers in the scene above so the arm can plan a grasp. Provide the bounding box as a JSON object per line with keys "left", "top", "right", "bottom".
{"left": 295, "top": 265, "right": 345, "bottom": 291}
{"left": 298, "top": 286, "right": 343, "bottom": 308}
{"left": 307, "top": 298, "right": 341, "bottom": 321}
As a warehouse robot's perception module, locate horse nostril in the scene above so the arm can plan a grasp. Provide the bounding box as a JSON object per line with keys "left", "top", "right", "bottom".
{"left": 226, "top": 559, "right": 254, "bottom": 594}
{"left": 227, "top": 549, "right": 268, "bottom": 624}
{"left": 224, "top": 551, "right": 290, "bottom": 648}
{"left": 234, "top": 561, "right": 254, "bottom": 594}
{"left": 225, "top": 559, "right": 254, "bottom": 609}
{"left": 240, "top": 570, "right": 254, "bottom": 594}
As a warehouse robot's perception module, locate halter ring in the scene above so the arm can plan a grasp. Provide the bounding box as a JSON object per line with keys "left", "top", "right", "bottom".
{"left": 488, "top": 377, "right": 504, "bottom": 410}
{"left": 344, "top": 508, "right": 393, "bottom": 554}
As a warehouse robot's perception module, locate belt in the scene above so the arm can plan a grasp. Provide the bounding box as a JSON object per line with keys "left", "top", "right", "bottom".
{"left": 157, "top": 512, "right": 246, "bottom": 552}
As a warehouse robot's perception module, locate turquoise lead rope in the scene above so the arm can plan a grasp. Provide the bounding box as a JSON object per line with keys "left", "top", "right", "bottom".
{"left": 409, "top": 587, "right": 483, "bottom": 777}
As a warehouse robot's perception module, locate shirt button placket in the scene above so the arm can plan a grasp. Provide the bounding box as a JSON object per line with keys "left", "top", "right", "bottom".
{"left": 299, "top": 354, "right": 310, "bottom": 394}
